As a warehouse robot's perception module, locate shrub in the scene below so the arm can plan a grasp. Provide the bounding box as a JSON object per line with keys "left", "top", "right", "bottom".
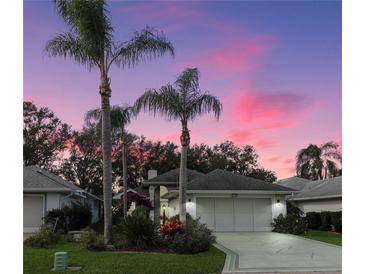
{"left": 330, "top": 211, "right": 342, "bottom": 233}
{"left": 319, "top": 211, "right": 332, "bottom": 231}
{"left": 79, "top": 227, "right": 104, "bottom": 251}
{"left": 305, "top": 212, "right": 321, "bottom": 229}
{"left": 272, "top": 214, "right": 305, "bottom": 235}
{"left": 44, "top": 208, "right": 67, "bottom": 233}
{"left": 24, "top": 224, "right": 59, "bottom": 248}
{"left": 287, "top": 202, "right": 303, "bottom": 217}
{"left": 119, "top": 206, "right": 160, "bottom": 249}
{"left": 168, "top": 217, "right": 216, "bottom": 254}
{"left": 161, "top": 219, "right": 182, "bottom": 236}
{"left": 64, "top": 205, "right": 92, "bottom": 231}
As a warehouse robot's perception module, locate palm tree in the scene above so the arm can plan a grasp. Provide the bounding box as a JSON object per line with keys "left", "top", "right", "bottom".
{"left": 296, "top": 141, "right": 342, "bottom": 180}
{"left": 85, "top": 105, "right": 135, "bottom": 218}
{"left": 45, "top": 0, "right": 174, "bottom": 244}
{"left": 135, "top": 68, "right": 222, "bottom": 227}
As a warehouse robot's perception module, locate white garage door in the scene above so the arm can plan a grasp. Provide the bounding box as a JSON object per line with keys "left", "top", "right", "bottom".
{"left": 196, "top": 198, "right": 272, "bottom": 232}
{"left": 24, "top": 195, "right": 44, "bottom": 232}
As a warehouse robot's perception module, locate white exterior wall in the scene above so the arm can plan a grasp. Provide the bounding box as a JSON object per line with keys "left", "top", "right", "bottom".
{"left": 46, "top": 193, "right": 61, "bottom": 211}
{"left": 272, "top": 194, "right": 287, "bottom": 219}
{"left": 295, "top": 198, "right": 342, "bottom": 213}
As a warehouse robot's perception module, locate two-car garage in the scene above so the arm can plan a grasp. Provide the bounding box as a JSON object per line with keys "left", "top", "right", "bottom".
{"left": 196, "top": 197, "right": 273, "bottom": 232}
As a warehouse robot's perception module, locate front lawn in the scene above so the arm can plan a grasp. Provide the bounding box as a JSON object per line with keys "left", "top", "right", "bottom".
{"left": 24, "top": 237, "right": 225, "bottom": 274}
{"left": 300, "top": 230, "right": 342, "bottom": 246}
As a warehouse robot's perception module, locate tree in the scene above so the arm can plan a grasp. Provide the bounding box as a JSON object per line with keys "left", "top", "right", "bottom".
{"left": 45, "top": 0, "right": 174, "bottom": 244}
{"left": 56, "top": 126, "right": 104, "bottom": 195}
{"left": 23, "top": 101, "right": 71, "bottom": 169}
{"left": 85, "top": 105, "right": 135, "bottom": 218}
{"left": 296, "top": 141, "right": 342, "bottom": 180}
{"left": 135, "top": 68, "right": 222, "bottom": 227}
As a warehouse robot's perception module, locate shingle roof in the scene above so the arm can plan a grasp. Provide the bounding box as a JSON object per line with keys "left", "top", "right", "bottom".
{"left": 144, "top": 168, "right": 205, "bottom": 184}
{"left": 288, "top": 176, "right": 342, "bottom": 200}
{"left": 187, "top": 169, "right": 296, "bottom": 192}
{"left": 275, "top": 176, "right": 311, "bottom": 191}
{"left": 24, "top": 165, "right": 84, "bottom": 192}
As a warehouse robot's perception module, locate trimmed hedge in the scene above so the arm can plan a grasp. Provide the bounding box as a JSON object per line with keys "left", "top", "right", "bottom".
{"left": 330, "top": 211, "right": 342, "bottom": 233}
{"left": 305, "top": 212, "right": 321, "bottom": 229}
{"left": 319, "top": 211, "right": 332, "bottom": 231}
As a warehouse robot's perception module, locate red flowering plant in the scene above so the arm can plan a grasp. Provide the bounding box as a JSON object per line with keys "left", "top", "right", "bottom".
{"left": 160, "top": 219, "right": 182, "bottom": 238}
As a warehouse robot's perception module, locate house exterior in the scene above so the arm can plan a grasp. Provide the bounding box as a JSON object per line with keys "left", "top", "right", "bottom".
{"left": 23, "top": 165, "right": 102, "bottom": 233}
{"left": 276, "top": 176, "right": 342, "bottom": 213}
{"left": 143, "top": 168, "right": 296, "bottom": 232}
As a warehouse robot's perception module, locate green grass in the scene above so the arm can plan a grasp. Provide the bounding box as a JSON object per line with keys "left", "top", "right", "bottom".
{"left": 300, "top": 230, "right": 342, "bottom": 246}
{"left": 23, "top": 237, "right": 225, "bottom": 274}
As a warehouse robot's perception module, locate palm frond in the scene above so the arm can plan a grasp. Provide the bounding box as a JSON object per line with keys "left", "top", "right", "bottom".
{"left": 187, "top": 93, "right": 222, "bottom": 121}
{"left": 84, "top": 108, "right": 102, "bottom": 127}
{"left": 175, "top": 67, "right": 199, "bottom": 94}
{"left": 110, "top": 105, "right": 136, "bottom": 128}
{"left": 109, "top": 26, "right": 174, "bottom": 69}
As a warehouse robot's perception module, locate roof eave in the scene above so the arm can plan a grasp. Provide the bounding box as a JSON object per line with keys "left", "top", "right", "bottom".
{"left": 170, "top": 190, "right": 298, "bottom": 195}
{"left": 289, "top": 194, "right": 342, "bottom": 201}
{"left": 24, "top": 188, "right": 71, "bottom": 193}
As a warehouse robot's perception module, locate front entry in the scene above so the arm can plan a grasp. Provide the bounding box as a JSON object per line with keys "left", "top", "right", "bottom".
{"left": 196, "top": 197, "right": 272, "bottom": 232}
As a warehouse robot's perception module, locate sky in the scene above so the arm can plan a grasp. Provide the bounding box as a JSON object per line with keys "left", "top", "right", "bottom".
{"left": 24, "top": 0, "right": 342, "bottom": 179}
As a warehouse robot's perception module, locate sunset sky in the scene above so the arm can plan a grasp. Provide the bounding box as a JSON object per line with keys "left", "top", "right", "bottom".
{"left": 24, "top": 0, "right": 341, "bottom": 179}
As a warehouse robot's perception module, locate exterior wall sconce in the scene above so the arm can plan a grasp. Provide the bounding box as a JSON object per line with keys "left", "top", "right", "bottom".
{"left": 188, "top": 199, "right": 192, "bottom": 203}
{"left": 277, "top": 199, "right": 281, "bottom": 203}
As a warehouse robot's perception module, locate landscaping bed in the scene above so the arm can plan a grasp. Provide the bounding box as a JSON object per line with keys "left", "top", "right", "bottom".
{"left": 300, "top": 230, "right": 342, "bottom": 246}
{"left": 23, "top": 236, "right": 225, "bottom": 274}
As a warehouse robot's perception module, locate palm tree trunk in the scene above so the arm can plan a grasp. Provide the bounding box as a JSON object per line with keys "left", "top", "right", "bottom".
{"left": 100, "top": 75, "right": 113, "bottom": 245}
{"left": 121, "top": 131, "right": 128, "bottom": 218}
{"left": 179, "top": 121, "right": 190, "bottom": 228}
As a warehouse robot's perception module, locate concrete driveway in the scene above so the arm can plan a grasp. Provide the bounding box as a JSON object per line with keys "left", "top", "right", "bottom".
{"left": 214, "top": 232, "right": 341, "bottom": 273}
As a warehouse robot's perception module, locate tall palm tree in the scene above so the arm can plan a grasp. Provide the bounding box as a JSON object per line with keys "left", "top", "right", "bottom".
{"left": 135, "top": 68, "right": 222, "bottom": 227}
{"left": 296, "top": 141, "right": 342, "bottom": 180}
{"left": 85, "top": 105, "right": 135, "bottom": 218}
{"left": 45, "top": 0, "right": 174, "bottom": 244}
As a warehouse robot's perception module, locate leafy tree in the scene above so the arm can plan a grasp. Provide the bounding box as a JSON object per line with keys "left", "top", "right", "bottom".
{"left": 85, "top": 105, "right": 135, "bottom": 217}
{"left": 56, "top": 126, "right": 104, "bottom": 195}
{"left": 23, "top": 101, "right": 71, "bottom": 169}
{"left": 296, "top": 141, "right": 342, "bottom": 180}
{"left": 135, "top": 68, "right": 222, "bottom": 227}
{"left": 45, "top": 0, "right": 174, "bottom": 244}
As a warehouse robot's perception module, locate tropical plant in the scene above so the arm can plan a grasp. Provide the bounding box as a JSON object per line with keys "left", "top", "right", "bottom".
{"left": 24, "top": 224, "right": 60, "bottom": 248}
{"left": 296, "top": 142, "right": 342, "bottom": 180}
{"left": 45, "top": 0, "right": 174, "bottom": 244}
{"left": 135, "top": 68, "right": 222, "bottom": 227}
{"left": 85, "top": 105, "right": 136, "bottom": 218}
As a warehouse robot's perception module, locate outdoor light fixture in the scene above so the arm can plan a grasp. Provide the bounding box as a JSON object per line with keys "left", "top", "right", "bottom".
{"left": 188, "top": 199, "right": 192, "bottom": 203}
{"left": 277, "top": 199, "right": 281, "bottom": 203}
{"left": 162, "top": 204, "right": 166, "bottom": 210}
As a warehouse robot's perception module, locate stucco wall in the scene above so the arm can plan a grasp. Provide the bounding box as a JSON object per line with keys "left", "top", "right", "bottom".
{"left": 46, "top": 193, "right": 61, "bottom": 211}
{"left": 294, "top": 198, "right": 342, "bottom": 213}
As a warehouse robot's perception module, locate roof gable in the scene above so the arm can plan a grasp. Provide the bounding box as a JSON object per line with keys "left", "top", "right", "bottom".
{"left": 275, "top": 176, "right": 311, "bottom": 191}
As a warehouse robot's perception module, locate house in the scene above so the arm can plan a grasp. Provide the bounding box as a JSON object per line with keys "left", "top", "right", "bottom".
{"left": 143, "top": 168, "right": 296, "bottom": 232}
{"left": 276, "top": 176, "right": 342, "bottom": 213}
{"left": 23, "top": 165, "right": 102, "bottom": 233}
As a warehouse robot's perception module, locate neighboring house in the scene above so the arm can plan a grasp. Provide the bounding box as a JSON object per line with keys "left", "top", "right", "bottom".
{"left": 143, "top": 168, "right": 296, "bottom": 232}
{"left": 23, "top": 165, "right": 102, "bottom": 233}
{"left": 276, "top": 176, "right": 342, "bottom": 213}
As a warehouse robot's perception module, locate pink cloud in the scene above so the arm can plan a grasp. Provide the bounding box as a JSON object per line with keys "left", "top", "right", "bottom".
{"left": 255, "top": 140, "right": 276, "bottom": 149}
{"left": 282, "top": 158, "right": 295, "bottom": 165}
{"left": 227, "top": 129, "right": 255, "bottom": 143}
{"left": 182, "top": 36, "right": 275, "bottom": 80}
{"left": 268, "top": 156, "right": 281, "bottom": 163}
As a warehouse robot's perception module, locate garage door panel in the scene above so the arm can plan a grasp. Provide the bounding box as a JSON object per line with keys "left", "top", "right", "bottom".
{"left": 24, "top": 196, "right": 44, "bottom": 229}
{"left": 215, "top": 199, "right": 234, "bottom": 230}
{"left": 196, "top": 198, "right": 215, "bottom": 229}
{"left": 253, "top": 198, "right": 272, "bottom": 231}
{"left": 234, "top": 198, "right": 254, "bottom": 231}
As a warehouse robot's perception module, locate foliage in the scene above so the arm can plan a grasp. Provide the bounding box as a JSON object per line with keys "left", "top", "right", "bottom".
{"left": 23, "top": 101, "right": 72, "bottom": 169}
{"left": 44, "top": 208, "right": 67, "bottom": 233}
{"left": 112, "top": 191, "right": 153, "bottom": 224}
{"left": 24, "top": 224, "right": 60, "bottom": 248}
{"left": 296, "top": 142, "right": 342, "bottom": 180}
{"left": 80, "top": 227, "right": 105, "bottom": 251}
{"left": 168, "top": 217, "right": 216, "bottom": 254}
{"left": 44, "top": 205, "right": 92, "bottom": 232}
{"left": 330, "top": 211, "right": 342, "bottom": 233}
{"left": 287, "top": 202, "right": 303, "bottom": 217}
{"left": 56, "top": 127, "right": 104, "bottom": 195}
{"left": 319, "top": 211, "right": 332, "bottom": 231}
{"left": 272, "top": 214, "right": 306, "bottom": 235}
{"left": 161, "top": 219, "right": 182, "bottom": 236}
{"left": 117, "top": 206, "right": 160, "bottom": 249}
{"left": 305, "top": 212, "right": 322, "bottom": 230}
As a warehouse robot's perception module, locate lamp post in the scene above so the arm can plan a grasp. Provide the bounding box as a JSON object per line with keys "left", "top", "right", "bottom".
{"left": 162, "top": 204, "right": 166, "bottom": 225}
